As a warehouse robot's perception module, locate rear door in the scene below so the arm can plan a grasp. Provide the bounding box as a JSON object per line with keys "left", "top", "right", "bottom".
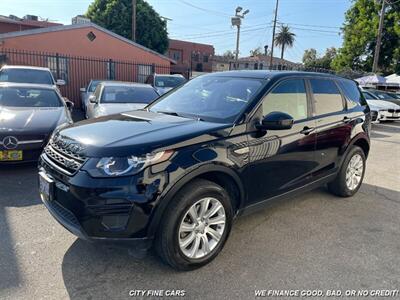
{"left": 308, "top": 78, "right": 350, "bottom": 178}
{"left": 243, "top": 78, "right": 318, "bottom": 204}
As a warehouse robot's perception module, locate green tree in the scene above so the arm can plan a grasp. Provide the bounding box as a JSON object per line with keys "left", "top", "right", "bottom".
{"left": 222, "top": 50, "right": 235, "bottom": 59}
{"left": 274, "top": 25, "right": 296, "bottom": 59}
{"left": 303, "top": 47, "right": 337, "bottom": 70}
{"left": 303, "top": 48, "right": 318, "bottom": 67}
{"left": 86, "top": 0, "right": 169, "bottom": 54}
{"left": 332, "top": 0, "right": 400, "bottom": 74}
{"left": 250, "top": 47, "right": 263, "bottom": 57}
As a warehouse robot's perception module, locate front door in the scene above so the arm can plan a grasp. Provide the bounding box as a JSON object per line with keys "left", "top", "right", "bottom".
{"left": 243, "top": 78, "right": 318, "bottom": 205}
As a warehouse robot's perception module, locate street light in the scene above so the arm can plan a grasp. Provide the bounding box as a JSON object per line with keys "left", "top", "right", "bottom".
{"left": 232, "top": 6, "right": 249, "bottom": 70}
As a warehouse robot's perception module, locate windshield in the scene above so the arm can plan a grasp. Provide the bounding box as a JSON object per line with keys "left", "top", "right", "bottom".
{"left": 155, "top": 76, "right": 186, "bottom": 88}
{"left": 149, "top": 76, "right": 264, "bottom": 123}
{"left": 362, "top": 92, "right": 376, "bottom": 100}
{"left": 0, "top": 69, "right": 54, "bottom": 85}
{"left": 370, "top": 90, "right": 395, "bottom": 100}
{"left": 88, "top": 80, "right": 102, "bottom": 93}
{"left": 0, "top": 87, "right": 62, "bottom": 107}
{"left": 101, "top": 86, "right": 159, "bottom": 104}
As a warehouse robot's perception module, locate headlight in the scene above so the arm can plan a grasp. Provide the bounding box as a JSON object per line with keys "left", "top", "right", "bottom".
{"left": 85, "top": 150, "right": 174, "bottom": 177}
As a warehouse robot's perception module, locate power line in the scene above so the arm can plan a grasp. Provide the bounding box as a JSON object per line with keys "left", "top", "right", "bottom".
{"left": 170, "top": 26, "right": 271, "bottom": 40}
{"left": 176, "top": 0, "right": 231, "bottom": 18}
{"left": 277, "top": 21, "right": 341, "bottom": 29}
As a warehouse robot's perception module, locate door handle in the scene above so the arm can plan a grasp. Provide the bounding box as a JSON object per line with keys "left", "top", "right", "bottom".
{"left": 300, "top": 126, "right": 315, "bottom": 135}
{"left": 343, "top": 116, "right": 351, "bottom": 124}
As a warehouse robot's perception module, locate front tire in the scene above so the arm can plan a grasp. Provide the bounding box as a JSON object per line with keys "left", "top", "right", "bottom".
{"left": 328, "top": 146, "right": 366, "bottom": 197}
{"left": 155, "top": 179, "right": 233, "bottom": 271}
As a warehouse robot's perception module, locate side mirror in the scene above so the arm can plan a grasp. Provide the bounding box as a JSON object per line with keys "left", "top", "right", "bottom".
{"left": 56, "top": 79, "right": 66, "bottom": 86}
{"left": 64, "top": 98, "right": 74, "bottom": 112}
{"left": 257, "top": 111, "right": 294, "bottom": 130}
{"left": 80, "top": 87, "right": 86, "bottom": 92}
{"left": 89, "top": 95, "right": 97, "bottom": 103}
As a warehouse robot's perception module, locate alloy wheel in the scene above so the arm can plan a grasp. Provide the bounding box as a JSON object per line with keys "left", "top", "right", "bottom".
{"left": 178, "top": 197, "right": 226, "bottom": 259}
{"left": 345, "top": 153, "right": 364, "bottom": 191}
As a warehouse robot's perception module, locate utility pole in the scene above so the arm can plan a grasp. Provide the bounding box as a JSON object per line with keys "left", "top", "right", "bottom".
{"left": 232, "top": 7, "right": 249, "bottom": 69}
{"left": 372, "top": 0, "right": 387, "bottom": 73}
{"left": 132, "top": 0, "right": 137, "bottom": 42}
{"left": 269, "top": 0, "right": 279, "bottom": 68}
{"left": 235, "top": 24, "right": 241, "bottom": 69}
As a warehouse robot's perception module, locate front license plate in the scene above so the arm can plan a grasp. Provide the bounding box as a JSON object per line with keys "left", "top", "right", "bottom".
{"left": 39, "top": 172, "right": 54, "bottom": 202}
{"left": 0, "top": 150, "right": 23, "bottom": 161}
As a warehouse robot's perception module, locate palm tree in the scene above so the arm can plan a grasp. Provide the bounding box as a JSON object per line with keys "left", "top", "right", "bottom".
{"left": 274, "top": 25, "right": 296, "bottom": 60}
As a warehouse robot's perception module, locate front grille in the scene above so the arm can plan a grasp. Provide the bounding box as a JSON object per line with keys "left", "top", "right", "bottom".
{"left": 396, "top": 109, "right": 400, "bottom": 113}
{"left": 43, "top": 143, "right": 86, "bottom": 176}
{"left": 388, "top": 109, "right": 395, "bottom": 113}
{"left": 48, "top": 199, "right": 81, "bottom": 227}
{"left": 0, "top": 134, "right": 45, "bottom": 140}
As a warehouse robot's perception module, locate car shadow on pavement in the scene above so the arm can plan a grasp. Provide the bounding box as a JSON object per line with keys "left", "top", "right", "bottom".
{"left": 61, "top": 183, "right": 400, "bottom": 299}
{"left": 0, "top": 163, "right": 40, "bottom": 293}
{"left": 372, "top": 122, "right": 400, "bottom": 134}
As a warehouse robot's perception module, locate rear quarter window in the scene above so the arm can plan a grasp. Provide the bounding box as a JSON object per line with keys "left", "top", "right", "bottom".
{"left": 339, "top": 80, "right": 367, "bottom": 108}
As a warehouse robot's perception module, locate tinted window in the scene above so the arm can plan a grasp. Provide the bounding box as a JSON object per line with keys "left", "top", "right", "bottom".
{"left": 149, "top": 76, "right": 264, "bottom": 123}
{"left": 362, "top": 92, "right": 376, "bottom": 100}
{"left": 155, "top": 76, "right": 186, "bottom": 88}
{"left": 370, "top": 90, "right": 396, "bottom": 100}
{"left": 262, "top": 79, "right": 308, "bottom": 121}
{"left": 310, "top": 79, "right": 343, "bottom": 115}
{"left": 0, "top": 69, "right": 54, "bottom": 85}
{"left": 101, "top": 86, "right": 159, "bottom": 104}
{"left": 0, "top": 87, "right": 62, "bottom": 107}
{"left": 88, "top": 80, "right": 101, "bottom": 93}
{"left": 339, "top": 80, "right": 367, "bottom": 107}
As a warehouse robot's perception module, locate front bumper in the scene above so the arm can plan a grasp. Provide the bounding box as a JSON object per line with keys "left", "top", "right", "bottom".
{"left": 38, "top": 155, "right": 163, "bottom": 247}
{"left": 378, "top": 110, "right": 400, "bottom": 121}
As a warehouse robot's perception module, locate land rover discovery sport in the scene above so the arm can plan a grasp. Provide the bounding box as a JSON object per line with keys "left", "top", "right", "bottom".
{"left": 38, "top": 71, "right": 370, "bottom": 270}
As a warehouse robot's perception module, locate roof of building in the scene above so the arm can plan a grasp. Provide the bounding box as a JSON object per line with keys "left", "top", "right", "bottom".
{"left": 168, "top": 38, "right": 214, "bottom": 48}
{"left": 0, "top": 15, "right": 61, "bottom": 28}
{"left": 213, "top": 54, "right": 299, "bottom": 66}
{"left": 0, "top": 22, "right": 175, "bottom": 64}
{"left": 207, "top": 70, "right": 341, "bottom": 80}
{"left": 238, "top": 55, "right": 299, "bottom": 66}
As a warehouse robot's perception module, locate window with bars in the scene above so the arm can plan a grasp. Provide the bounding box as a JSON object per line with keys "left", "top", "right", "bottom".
{"left": 47, "top": 56, "right": 69, "bottom": 83}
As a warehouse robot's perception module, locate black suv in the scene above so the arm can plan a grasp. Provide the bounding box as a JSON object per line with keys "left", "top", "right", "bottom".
{"left": 38, "top": 71, "right": 370, "bottom": 270}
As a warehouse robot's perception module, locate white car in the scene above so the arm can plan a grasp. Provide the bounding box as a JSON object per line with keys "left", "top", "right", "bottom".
{"left": 80, "top": 79, "right": 103, "bottom": 113}
{"left": 362, "top": 90, "right": 400, "bottom": 122}
{"left": 86, "top": 82, "right": 160, "bottom": 119}
{"left": 0, "top": 65, "right": 65, "bottom": 88}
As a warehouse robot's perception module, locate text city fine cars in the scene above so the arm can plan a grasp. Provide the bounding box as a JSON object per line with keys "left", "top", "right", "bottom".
{"left": 38, "top": 71, "right": 371, "bottom": 270}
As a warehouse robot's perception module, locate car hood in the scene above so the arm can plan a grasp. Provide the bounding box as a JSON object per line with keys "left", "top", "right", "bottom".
{"left": 0, "top": 106, "right": 66, "bottom": 134}
{"left": 56, "top": 110, "right": 232, "bottom": 157}
{"left": 95, "top": 103, "right": 147, "bottom": 117}
{"left": 366, "top": 99, "right": 400, "bottom": 110}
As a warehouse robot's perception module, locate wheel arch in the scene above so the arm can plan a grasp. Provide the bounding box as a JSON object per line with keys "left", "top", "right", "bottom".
{"left": 147, "top": 164, "right": 246, "bottom": 238}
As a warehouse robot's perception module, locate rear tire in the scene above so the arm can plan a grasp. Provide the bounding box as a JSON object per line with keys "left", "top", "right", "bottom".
{"left": 155, "top": 179, "right": 233, "bottom": 271}
{"left": 328, "top": 146, "right": 366, "bottom": 197}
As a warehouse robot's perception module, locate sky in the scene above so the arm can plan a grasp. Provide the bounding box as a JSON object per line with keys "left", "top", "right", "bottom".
{"left": 0, "top": 0, "right": 352, "bottom": 63}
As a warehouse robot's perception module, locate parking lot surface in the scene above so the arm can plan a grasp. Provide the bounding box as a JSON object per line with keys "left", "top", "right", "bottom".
{"left": 1, "top": 122, "right": 399, "bottom": 300}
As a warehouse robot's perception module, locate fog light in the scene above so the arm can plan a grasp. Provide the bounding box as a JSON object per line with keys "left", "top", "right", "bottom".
{"left": 101, "top": 215, "right": 129, "bottom": 230}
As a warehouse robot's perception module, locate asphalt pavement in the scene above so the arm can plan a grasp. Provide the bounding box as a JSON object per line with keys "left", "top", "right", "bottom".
{"left": 0, "top": 122, "right": 399, "bottom": 300}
